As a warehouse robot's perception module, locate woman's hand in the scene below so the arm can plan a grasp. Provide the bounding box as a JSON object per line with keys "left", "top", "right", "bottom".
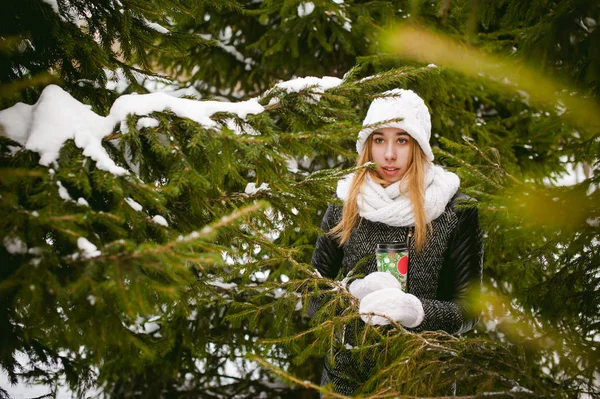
{"left": 359, "top": 287, "right": 424, "bottom": 328}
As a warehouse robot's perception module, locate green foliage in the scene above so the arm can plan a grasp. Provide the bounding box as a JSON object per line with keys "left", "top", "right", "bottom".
{"left": 0, "top": 0, "right": 210, "bottom": 109}
{"left": 153, "top": 0, "right": 412, "bottom": 98}
{"left": 1, "top": 0, "right": 600, "bottom": 398}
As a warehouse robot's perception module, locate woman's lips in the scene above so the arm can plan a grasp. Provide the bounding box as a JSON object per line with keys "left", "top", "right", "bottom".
{"left": 381, "top": 166, "right": 400, "bottom": 176}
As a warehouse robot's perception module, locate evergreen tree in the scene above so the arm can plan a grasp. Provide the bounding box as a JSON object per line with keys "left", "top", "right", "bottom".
{"left": 1, "top": 0, "right": 599, "bottom": 398}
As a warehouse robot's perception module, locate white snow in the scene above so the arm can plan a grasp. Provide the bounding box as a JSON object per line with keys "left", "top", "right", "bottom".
{"left": 223, "top": 118, "right": 260, "bottom": 136}
{"left": 298, "top": 2, "right": 315, "bottom": 17}
{"left": 177, "top": 231, "right": 200, "bottom": 242}
{"left": 105, "top": 68, "right": 143, "bottom": 94}
{"left": 587, "top": 217, "right": 600, "bottom": 227}
{"left": 244, "top": 182, "right": 270, "bottom": 195}
{"left": 136, "top": 117, "right": 160, "bottom": 130}
{"left": 41, "top": 0, "right": 83, "bottom": 26}
{"left": 219, "top": 26, "right": 233, "bottom": 42}
{"left": 143, "top": 18, "right": 170, "bottom": 34}
{"left": 42, "top": 0, "right": 60, "bottom": 14}
{"left": 208, "top": 278, "right": 238, "bottom": 290}
{"left": 119, "top": 119, "right": 130, "bottom": 134}
{"left": 0, "top": 85, "right": 264, "bottom": 176}
{"left": 0, "top": 102, "right": 32, "bottom": 144}
{"left": 1, "top": 85, "right": 127, "bottom": 175}
{"left": 286, "top": 157, "right": 299, "bottom": 173}
{"left": 124, "top": 197, "right": 143, "bottom": 211}
{"left": 144, "top": 322, "right": 160, "bottom": 334}
{"left": 152, "top": 215, "right": 169, "bottom": 227}
{"left": 77, "top": 237, "right": 101, "bottom": 258}
{"left": 253, "top": 269, "right": 270, "bottom": 283}
{"left": 266, "top": 76, "right": 343, "bottom": 105}
{"left": 109, "top": 90, "right": 264, "bottom": 129}
{"left": 273, "top": 76, "right": 342, "bottom": 95}
{"left": 56, "top": 181, "right": 72, "bottom": 201}
{"left": 124, "top": 316, "right": 161, "bottom": 335}
{"left": 510, "top": 386, "right": 534, "bottom": 394}
{"left": 3, "top": 236, "right": 28, "bottom": 254}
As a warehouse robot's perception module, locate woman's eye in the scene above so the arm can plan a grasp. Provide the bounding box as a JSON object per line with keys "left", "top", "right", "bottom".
{"left": 397, "top": 139, "right": 407, "bottom": 144}
{"left": 374, "top": 138, "right": 384, "bottom": 144}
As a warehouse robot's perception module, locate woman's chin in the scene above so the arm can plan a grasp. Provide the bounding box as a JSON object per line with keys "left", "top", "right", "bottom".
{"left": 377, "top": 170, "right": 403, "bottom": 184}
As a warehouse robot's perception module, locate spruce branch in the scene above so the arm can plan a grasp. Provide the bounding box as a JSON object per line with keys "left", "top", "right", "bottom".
{"left": 258, "top": 320, "right": 337, "bottom": 346}
{"left": 264, "top": 103, "right": 281, "bottom": 111}
{"left": 435, "top": 147, "right": 503, "bottom": 190}
{"left": 461, "top": 137, "right": 522, "bottom": 185}
{"left": 248, "top": 354, "right": 353, "bottom": 399}
{"left": 143, "top": 202, "right": 267, "bottom": 254}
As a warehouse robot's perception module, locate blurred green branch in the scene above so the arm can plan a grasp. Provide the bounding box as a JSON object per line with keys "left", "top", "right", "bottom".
{"left": 384, "top": 24, "right": 600, "bottom": 135}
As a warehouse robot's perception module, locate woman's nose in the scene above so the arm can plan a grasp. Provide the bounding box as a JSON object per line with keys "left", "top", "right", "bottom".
{"left": 384, "top": 143, "right": 396, "bottom": 160}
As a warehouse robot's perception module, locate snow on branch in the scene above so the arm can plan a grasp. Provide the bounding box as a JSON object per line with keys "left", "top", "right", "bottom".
{"left": 274, "top": 76, "right": 343, "bottom": 93}
{"left": 143, "top": 18, "right": 170, "bottom": 34}
{"left": 0, "top": 85, "right": 265, "bottom": 176}
{"left": 41, "top": 0, "right": 84, "bottom": 27}
{"left": 266, "top": 76, "right": 343, "bottom": 105}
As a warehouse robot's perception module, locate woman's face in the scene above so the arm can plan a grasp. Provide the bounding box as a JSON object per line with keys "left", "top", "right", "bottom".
{"left": 369, "top": 128, "right": 412, "bottom": 184}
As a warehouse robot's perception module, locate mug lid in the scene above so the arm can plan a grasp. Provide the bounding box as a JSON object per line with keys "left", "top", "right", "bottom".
{"left": 376, "top": 242, "right": 407, "bottom": 251}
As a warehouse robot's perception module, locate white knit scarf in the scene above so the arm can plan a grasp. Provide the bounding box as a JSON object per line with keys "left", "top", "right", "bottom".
{"left": 336, "top": 165, "right": 460, "bottom": 227}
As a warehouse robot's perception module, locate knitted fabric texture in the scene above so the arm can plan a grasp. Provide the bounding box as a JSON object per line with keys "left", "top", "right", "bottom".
{"left": 350, "top": 272, "right": 425, "bottom": 328}
{"left": 336, "top": 165, "right": 460, "bottom": 227}
{"left": 357, "top": 88, "right": 434, "bottom": 161}
{"left": 348, "top": 271, "right": 400, "bottom": 300}
{"left": 359, "top": 288, "right": 425, "bottom": 328}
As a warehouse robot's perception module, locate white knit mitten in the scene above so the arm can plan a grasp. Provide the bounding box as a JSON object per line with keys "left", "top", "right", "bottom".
{"left": 359, "top": 287, "right": 424, "bottom": 328}
{"left": 348, "top": 272, "right": 401, "bottom": 300}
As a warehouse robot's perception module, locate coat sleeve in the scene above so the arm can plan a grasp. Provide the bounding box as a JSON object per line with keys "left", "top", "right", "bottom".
{"left": 311, "top": 205, "right": 344, "bottom": 279}
{"left": 414, "top": 198, "right": 484, "bottom": 335}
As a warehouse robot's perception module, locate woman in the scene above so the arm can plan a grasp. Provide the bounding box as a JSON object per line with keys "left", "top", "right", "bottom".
{"left": 311, "top": 89, "right": 483, "bottom": 395}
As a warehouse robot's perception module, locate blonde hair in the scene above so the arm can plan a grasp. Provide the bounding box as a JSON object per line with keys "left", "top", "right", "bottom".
{"left": 329, "top": 135, "right": 431, "bottom": 251}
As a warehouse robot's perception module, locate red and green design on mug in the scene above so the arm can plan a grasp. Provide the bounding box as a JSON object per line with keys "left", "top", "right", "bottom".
{"left": 375, "top": 242, "right": 408, "bottom": 292}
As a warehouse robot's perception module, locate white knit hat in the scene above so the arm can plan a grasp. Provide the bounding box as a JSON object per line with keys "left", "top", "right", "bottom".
{"left": 356, "top": 88, "right": 434, "bottom": 162}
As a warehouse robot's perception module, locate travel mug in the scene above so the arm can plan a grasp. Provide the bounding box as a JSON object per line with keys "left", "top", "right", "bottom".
{"left": 375, "top": 242, "right": 409, "bottom": 292}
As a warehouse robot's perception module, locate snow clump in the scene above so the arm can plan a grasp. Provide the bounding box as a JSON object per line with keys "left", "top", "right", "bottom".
{"left": 152, "top": 215, "right": 169, "bottom": 227}
{"left": 0, "top": 85, "right": 265, "bottom": 176}
{"left": 244, "top": 182, "right": 270, "bottom": 195}
{"left": 77, "top": 237, "right": 101, "bottom": 258}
